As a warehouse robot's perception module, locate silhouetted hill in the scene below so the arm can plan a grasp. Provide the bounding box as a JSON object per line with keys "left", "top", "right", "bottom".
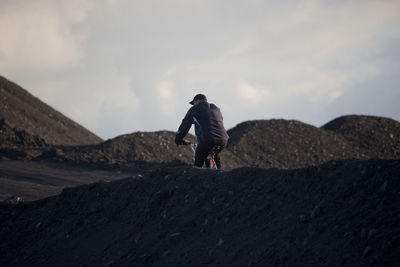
{"left": 0, "top": 118, "right": 47, "bottom": 160}
{"left": 0, "top": 75, "right": 103, "bottom": 146}
{"left": 0, "top": 119, "right": 46, "bottom": 149}
{"left": 226, "top": 119, "right": 352, "bottom": 168}
{"left": 322, "top": 115, "right": 400, "bottom": 158}
{"left": 39, "top": 131, "right": 195, "bottom": 166}
{"left": 39, "top": 131, "right": 245, "bottom": 170}
{"left": 1, "top": 159, "right": 399, "bottom": 266}
{"left": 226, "top": 117, "right": 400, "bottom": 169}
{"left": 35, "top": 116, "right": 400, "bottom": 172}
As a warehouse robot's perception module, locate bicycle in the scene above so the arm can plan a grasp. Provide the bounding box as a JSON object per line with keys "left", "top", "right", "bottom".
{"left": 181, "top": 140, "right": 218, "bottom": 169}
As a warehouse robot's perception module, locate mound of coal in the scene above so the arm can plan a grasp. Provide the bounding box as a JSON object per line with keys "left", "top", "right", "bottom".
{"left": 1, "top": 159, "right": 399, "bottom": 266}
{"left": 0, "top": 119, "right": 47, "bottom": 160}
{"left": 37, "top": 116, "right": 400, "bottom": 171}
{"left": 0, "top": 75, "right": 103, "bottom": 146}
{"left": 40, "top": 131, "right": 196, "bottom": 166}
{"left": 322, "top": 115, "right": 400, "bottom": 158}
{"left": 39, "top": 131, "right": 245, "bottom": 170}
{"left": 0, "top": 119, "right": 46, "bottom": 149}
{"left": 226, "top": 117, "right": 400, "bottom": 169}
{"left": 227, "top": 119, "right": 353, "bottom": 169}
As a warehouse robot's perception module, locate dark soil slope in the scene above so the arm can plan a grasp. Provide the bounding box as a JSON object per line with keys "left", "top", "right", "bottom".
{"left": 40, "top": 131, "right": 245, "bottom": 170}
{"left": 226, "top": 119, "right": 354, "bottom": 169}
{"left": 322, "top": 115, "right": 400, "bottom": 158}
{"left": 0, "top": 119, "right": 47, "bottom": 160}
{"left": 0, "top": 75, "right": 103, "bottom": 146}
{"left": 0, "top": 119, "right": 46, "bottom": 149}
{"left": 40, "top": 131, "right": 196, "bottom": 166}
{"left": 0, "top": 160, "right": 137, "bottom": 202}
{"left": 37, "top": 116, "right": 400, "bottom": 171}
{"left": 226, "top": 117, "right": 400, "bottom": 169}
{"left": 1, "top": 159, "right": 399, "bottom": 266}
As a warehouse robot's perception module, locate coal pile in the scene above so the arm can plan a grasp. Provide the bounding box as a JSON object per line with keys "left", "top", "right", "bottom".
{"left": 40, "top": 131, "right": 197, "bottom": 167}
{"left": 0, "top": 160, "right": 137, "bottom": 202}
{"left": 322, "top": 115, "right": 400, "bottom": 158}
{"left": 38, "top": 131, "right": 245, "bottom": 171}
{"left": 1, "top": 159, "right": 399, "bottom": 266}
{"left": 0, "top": 119, "right": 46, "bottom": 149}
{"left": 226, "top": 119, "right": 353, "bottom": 169}
{"left": 0, "top": 119, "right": 47, "bottom": 160}
{"left": 226, "top": 116, "right": 400, "bottom": 169}
{"left": 0, "top": 75, "right": 103, "bottom": 146}
{"left": 35, "top": 116, "right": 400, "bottom": 171}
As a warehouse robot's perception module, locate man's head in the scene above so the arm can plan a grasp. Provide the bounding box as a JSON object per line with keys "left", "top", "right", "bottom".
{"left": 189, "top": 93, "right": 207, "bottom": 105}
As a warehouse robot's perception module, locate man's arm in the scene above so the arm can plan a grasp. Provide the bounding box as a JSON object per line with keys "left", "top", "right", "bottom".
{"left": 176, "top": 108, "right": 194, "bottom": 142}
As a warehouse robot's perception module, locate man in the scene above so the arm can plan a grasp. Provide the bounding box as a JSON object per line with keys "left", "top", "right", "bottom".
{"left": 175, "top": 93, "right": 229, "bottom": 169}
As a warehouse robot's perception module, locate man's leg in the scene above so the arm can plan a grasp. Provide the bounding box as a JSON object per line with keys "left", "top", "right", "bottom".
{"left": 194, "top": 142, "right": 211, "bottom": 167}
{"left": 213, "top": 144, "right": 225, "bottom": 169}
{"left": 214, "top": 153, "right": 222, "bottom": 169}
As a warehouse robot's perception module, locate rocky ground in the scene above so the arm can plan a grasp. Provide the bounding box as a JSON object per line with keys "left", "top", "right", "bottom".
{"left": 0, "top": 160, "right": 133, "bottom": 202}
{"left": 227, "top": 116, "right": 400, "bottom": 169}
{"left": 2, "top": 114, "right": 399, "bottom": 203}
{"left": 0, "top": 75, "right": 102, "bottom": 146}
{"left": 9, "top": 115, "right": 400, "bottom": 170}
{"left": 0, "top": 114, "right": 399, "bottom": 266}
{"left": 1, "top": 159, "right": 399, "bottom": 266}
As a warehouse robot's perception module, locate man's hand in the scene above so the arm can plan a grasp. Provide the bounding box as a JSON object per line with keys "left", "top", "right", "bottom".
{"left": 175, "top": 136, "right": 185, "bottom": 146}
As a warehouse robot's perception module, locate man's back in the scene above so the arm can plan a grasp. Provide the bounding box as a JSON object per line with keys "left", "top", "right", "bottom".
{"left": 176, "top": 101, "right": 229, "bottom": 143}
{"left": 193, "top": 102, "right": 229, "bottom": 142}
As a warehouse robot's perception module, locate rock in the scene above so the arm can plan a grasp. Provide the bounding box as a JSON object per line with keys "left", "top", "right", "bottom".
{"left": 363, "top": 246, "right": 372, "bottom": 258}
{"left": 368, "top": 229, "right": 376, "bottom": 240}
{"left": 170, "top": 233, "right": 181, "bottom": 238}
{"left": 299, "top": 214, "right": 307, "bottom": 223}
{"left": 379, "top": 181, "right": 388, "bottom": 192}
{"left": 360, "top": 228, "right": 367, "bottom": 239}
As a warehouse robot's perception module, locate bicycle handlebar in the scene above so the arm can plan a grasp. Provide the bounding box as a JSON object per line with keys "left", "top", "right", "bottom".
{"left": 181, "top": 140, "right": 194, "bottom": 146}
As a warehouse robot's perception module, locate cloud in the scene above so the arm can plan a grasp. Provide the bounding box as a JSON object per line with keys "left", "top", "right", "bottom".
{"left": 155, "top": 80, "right": 177, "bottom": 115}
{"left": 235, "top": 82, "right": 270, "bottom": 104}
{"left": 0, "top": 0, "right": 92, "bottom": 74}
{"left": 32, "top": 68, "right": 140, "bottom": 139}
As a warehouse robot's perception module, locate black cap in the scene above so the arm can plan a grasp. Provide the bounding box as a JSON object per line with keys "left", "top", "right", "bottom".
{"left": 189, "top": 94, "right": 207, "bottom": 105}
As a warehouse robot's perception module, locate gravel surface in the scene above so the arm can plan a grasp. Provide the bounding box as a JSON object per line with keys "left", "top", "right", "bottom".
{"left": 1, "top": 159, "right": 399, "bottom": 266}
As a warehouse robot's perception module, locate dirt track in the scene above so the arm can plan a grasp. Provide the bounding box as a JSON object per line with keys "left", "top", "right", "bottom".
{"left": 0, "top": 160, "right": 132, "bottom": 201}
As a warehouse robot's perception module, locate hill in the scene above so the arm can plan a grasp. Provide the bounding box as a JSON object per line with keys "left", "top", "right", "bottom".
{"left": 322, "top": 115, "right": 400, "bottom": 158}
{"left": 226, "top": 119, "right": 352, "bottom": 169}
{"left": 0, "top": 119, "right": 46, "bottom": 148}
{"left": 40, "top": 131, "right": 197, "bottom": 166}
{"left": 1, "top": 159, "right": 399, "bottom": 266}
{"left": 226, "top": 116, "right": 400, "bottom": 169}
{"left": 0, "top": 75, "right": 103, "bottom": 146}
{"left": 35, "top": 116, "right": 400, "bottom": 172}
{"left": 38, "top": 131, "right": 245, "bottom": 170}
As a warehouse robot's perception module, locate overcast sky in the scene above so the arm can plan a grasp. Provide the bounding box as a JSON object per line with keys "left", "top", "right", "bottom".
{"left": 1, "top": 0, "right": 399, "bottom": 139}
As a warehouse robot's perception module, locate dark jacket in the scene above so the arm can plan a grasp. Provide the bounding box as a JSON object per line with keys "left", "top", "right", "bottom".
{"left": 176, "top": 102, "right": 229, "bottom": 143}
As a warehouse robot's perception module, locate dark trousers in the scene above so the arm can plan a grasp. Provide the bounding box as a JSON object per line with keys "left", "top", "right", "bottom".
{"left": 194, "top": 140, "right": 227, "bottom": 169}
